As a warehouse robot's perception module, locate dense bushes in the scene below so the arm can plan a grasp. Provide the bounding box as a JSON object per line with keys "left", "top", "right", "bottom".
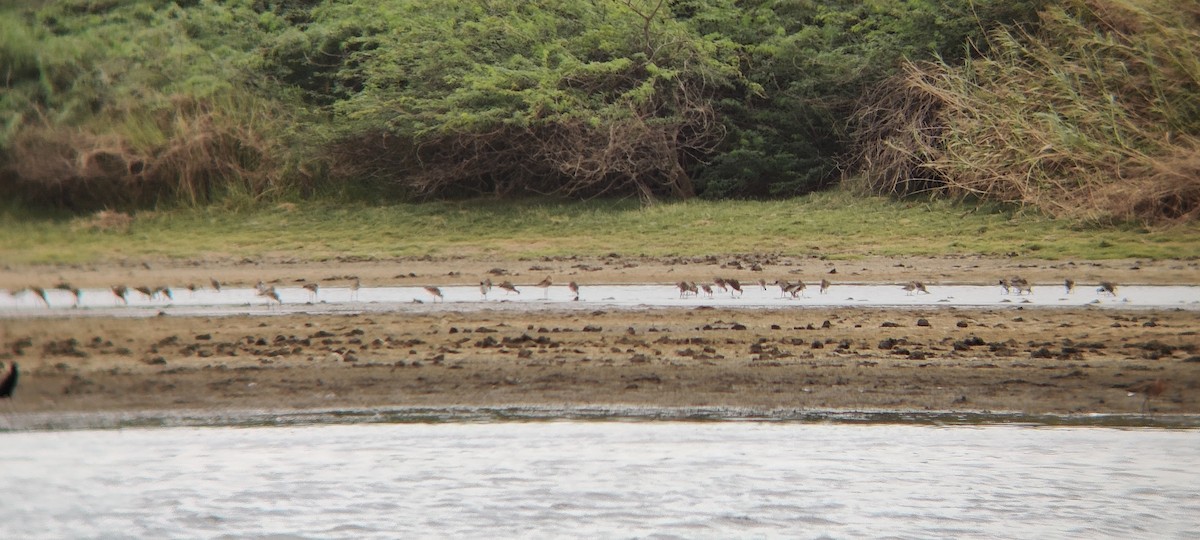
{"left": 9, "top": 0, "right": 1192, "bottom": 224}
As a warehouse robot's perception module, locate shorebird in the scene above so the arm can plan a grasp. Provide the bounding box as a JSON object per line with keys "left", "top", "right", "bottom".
{"left": 1010, "top": 276, "right": 1032, "bottom": 295}
{"left": 480, "top": 278, "right": 493, "bottom": 300}
{"left": 112, "top": 285, "right": 129, "bottom": 304}
{"left": 787, "top": 281, "right": 807, "bottom": 298}
{"left": 700, "top": 283, "right": 713, "bottom": 298}
{"left": 30, "top": 286, "right": 49, "bottom": 307}
{"left": 757, "top": 279, "right": 768, "bottom": 291}
{"left": 568, "top": 281, "right": 580, "bottom": 301}
{"left": 1127, "top": 378, "right": 1168, "bottom": 413}
{"left": 998, "top": 278, "right": 1011, "bottom": 295}
{"left": 903, "top": 281, "right": 929, "bottom": 295}
{"left": 256, "top": 280, "right": 269, "bottom": 294}
{"left": 423, "top": 286, "right": 444, "bottom": 303}
{"left": 498, "top": 281, "right": 520, "bottom": 295}
{"left": 134, "top": 286, "right": 155, "bottom": 300}
{"left": 0, "top": 362, "right": 17, "bottom": 399}
{"left": 534, "top": 276, "right": 552, "bottom": 299}
{"left": 70, "top": 287, "right": 82, "bottom": 307}
{"left": 713, "top": 277, "right": 728, "bottom": 293}
{"left": 186, "top": 283, "right": 198, "bottom": 296}
{"left": 727, "top": 278, "right": 743, "bottom": 298}
{"left": 210, "top": 278, "right": 222, "bottom": 292}
{"left": 258, "top": 286, "right": 281, "bottom": 307}
{"left": 303, "top": 282, "right": 319, "bottom": 302}
{"left": 154, "top": 286, "right": 173, "bottom": 301}
{"left": 1098, "top": 281, "right": 1118, "bottom": 296}
{"left": 819, "top": 278, "right": 831, "bottom": 294}
{"left": 350, "top": 278, "right": 360, "bottom": 301}
{"left": 677, "top": 281, "right": 692, "bottom": 298}
{"left": 1064, "top": 278, "right": 1075, "bottom": 294}
{"left": 773, "top": 280, "right": 792, "bottom": 298}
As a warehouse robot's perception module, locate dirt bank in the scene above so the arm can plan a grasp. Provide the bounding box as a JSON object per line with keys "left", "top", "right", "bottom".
{"left": 1, "top": 255, "right": 1197, "bottom": 418}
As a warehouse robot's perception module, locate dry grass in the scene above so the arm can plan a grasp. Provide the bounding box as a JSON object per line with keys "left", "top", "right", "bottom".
{"left": 850, "top": 0, "right": 1200, "bottom": 224}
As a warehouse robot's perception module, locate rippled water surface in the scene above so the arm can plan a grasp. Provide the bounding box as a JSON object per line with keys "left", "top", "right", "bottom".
{"left": 2, "top": 421, "right": 1197, "bottom": 539}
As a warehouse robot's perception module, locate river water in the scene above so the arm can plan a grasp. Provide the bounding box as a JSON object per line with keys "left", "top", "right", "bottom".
{"left": 1, "top": 420, "right": 1197, "bottom": 539}
{"left": 2, "top": 283, "right": 1198, "bottom": 318}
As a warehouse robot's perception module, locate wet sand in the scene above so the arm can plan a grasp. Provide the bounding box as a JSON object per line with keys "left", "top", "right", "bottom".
{"left": 1, "top": 254, "right": 1198, "bottom": 417}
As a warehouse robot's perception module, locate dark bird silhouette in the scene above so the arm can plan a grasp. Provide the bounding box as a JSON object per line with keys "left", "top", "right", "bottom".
{"left": 727, "top": 278, "right": 743, "bottom": 298}
{"left": 112, "top": 285, "right": 129, "bottom": 304}
{"left": 30, "top": 286, "right": 49, "bottom": 306}
{"left": 1098, "top": 281, "right": 1118, "bottom": 296}
{"left": 1064, "top": 278, "right": 1075, "bottom": 294}
{"left": 210, "top": 278, "right": 222, "bottom": 292}
{"left": 1127, "top": 378, "right": 1169, "bottom": 413}
{"left": 135, "top": 286, "right": 154, "bottom": 300}
{"left": 0, "top": 362, "right": 17, "bottom": 399}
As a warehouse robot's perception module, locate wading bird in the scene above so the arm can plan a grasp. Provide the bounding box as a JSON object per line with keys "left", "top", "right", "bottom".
{"left": 210, "top": 278, "right": 222, "bottom": 292}
{"left": 727, "top": 278, "right": 743, "bottom": 298}
{"left": 498, "top": 281, "right": 520, "bottom": 295}
{"left": 1064, "top": 278, "right": 1075, "bottom": 294}
{"left": 534, "top": 276, "right": 552, "bottom": 299}
{"left": 30, "top": 287, "right": 49, "bottom": 307}
{"left": 819, "top": 278, "right": 831, "bottom": 294}
{"left": 303, "top": 283, "right": 319, "bottom": 302}
{"left": 1127, "top": 378, "right": 1168, "bottom": 413}
{"left": 350, "top": 278, "right": 360, "bottom": 301}
{"left": 903, "top": 281, "right": 929, "bottom": 295}
{"left": 480, "top": 278, "right": 493, "bottom": 300}
{"left": 423, "top": 286, "right": 444, "bottom": 303}
{"left": 1098, "top": 281, "right": 1118, "bottom": 296}
{"left": 0, "top": 362, "right": 17, "bottom": 399}
{"left": 112, "top": 285, "right": 129, "bottom": 305}
{"left": 568, "top": 281, "right": 580, "bottom": 301}
{"left": 258, "top": 286, "right": 282, "bottom": 307}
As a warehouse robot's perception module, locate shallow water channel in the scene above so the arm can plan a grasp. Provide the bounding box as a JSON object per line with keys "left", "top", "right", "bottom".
{"left": 1, "top": 418, "right": 1196, "bottom": 539}
{"left": 3, "top": 283, "right": 1198, "bottom": 317}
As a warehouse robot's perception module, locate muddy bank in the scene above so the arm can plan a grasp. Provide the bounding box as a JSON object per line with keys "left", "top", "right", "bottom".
{"left": 2, "top": 304, "right": 1197, "bottom": 417}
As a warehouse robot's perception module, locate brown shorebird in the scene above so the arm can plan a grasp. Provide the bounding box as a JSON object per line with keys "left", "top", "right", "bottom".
{"left": 112, "top": 285, "right": 129, "bottom": 304}
{"left": 757, "top": 279, "right": 768, "bottom": 291}
{"left": 1127, "top": 378, "right": 1169, "bottom": 413}
{"left": 70, "top": 287, "right": 82, "bottom": 307}
{"left": 787, "top": 281, "right": 807, "bottom": 298}
{"left": 534, "top": 276, "right": 552, "bottom": 299}
{"left": 1064, "top": 278, "right": 1075, "bottom": 294}
{"left": 903, "top": 281, "right": 929, "bottom": 295}
{"left": 303, "top": 282, "right": 319, "bottom": 301}
{"left": 727, "top": 278, "right": 743, "bottom": 298}
{"left": 819, "top": 278, "right": 831, "bottom": 294}
{"left": 1010, "top": 276, "right": 1032, "bottom": 295}
{"left": 568, "top": 281, "right": 580, "bottom": 301}
{"left": 134, "top": 286, "right": 154, "bottom": 300}
{"left": 423, "top": 286, "right": 444, "bottom": 303}
{"left": 1098, "top": 281, "right": 1118, "bottom": 296}
{"left": 186, "top": 283, "right": 199, "bottom": 296}
{"left": 998, "top": 278, "right": 1011, "bottom": 295}
{"left": 713, "top": 277, "right": 728, "bottom": 293}
{"left": 154, "top": 286, "right": 173, "bottom": 301}
{"left": 350, "top": 277, "right": 361, "bottom": 301}
{"left": 210, "top": 278, "right": 222, "bottom": 292}
{"left": 700, "top": 283, "right": 714, "bottom": 298}
{"left": 772, "top": 280, "right": 791, "bottom": 298}
{"left": 498, "top": 281, "right": 520, "bottom": 295}
{"left": 480, "top": 278, "right": 493, "bottom": 300}
{"left": 30, "top": 286, "right": 49, "bottom": 306}
{"left": 258, "top": 286, "right": 281, "bottom": 306}
{"left": 677, "top": 281, "right": 692, "bottom": 298}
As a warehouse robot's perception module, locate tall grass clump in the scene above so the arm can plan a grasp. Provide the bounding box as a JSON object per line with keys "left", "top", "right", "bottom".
{"left": 850, "top": 0, "right": 1200, "bottom": 224}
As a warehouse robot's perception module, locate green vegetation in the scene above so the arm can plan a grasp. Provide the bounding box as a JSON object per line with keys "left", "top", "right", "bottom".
{"left": 1, "top": 0, "right": 1195, "bottom": 225}
{"left": 3, "top": 191, "right": 1195, "bottom": 265}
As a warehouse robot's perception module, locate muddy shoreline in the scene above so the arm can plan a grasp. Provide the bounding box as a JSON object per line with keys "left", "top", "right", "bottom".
{"left": 2, "top": 255, "right": 1198, "bottom": 420}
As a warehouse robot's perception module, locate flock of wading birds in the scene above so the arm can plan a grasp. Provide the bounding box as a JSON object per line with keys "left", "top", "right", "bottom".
{"left": 3, "top": 274, "right": 1121, "bottom": 308}
{"left": 0, "top": 276, "right": 1168, "bottom": 411}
